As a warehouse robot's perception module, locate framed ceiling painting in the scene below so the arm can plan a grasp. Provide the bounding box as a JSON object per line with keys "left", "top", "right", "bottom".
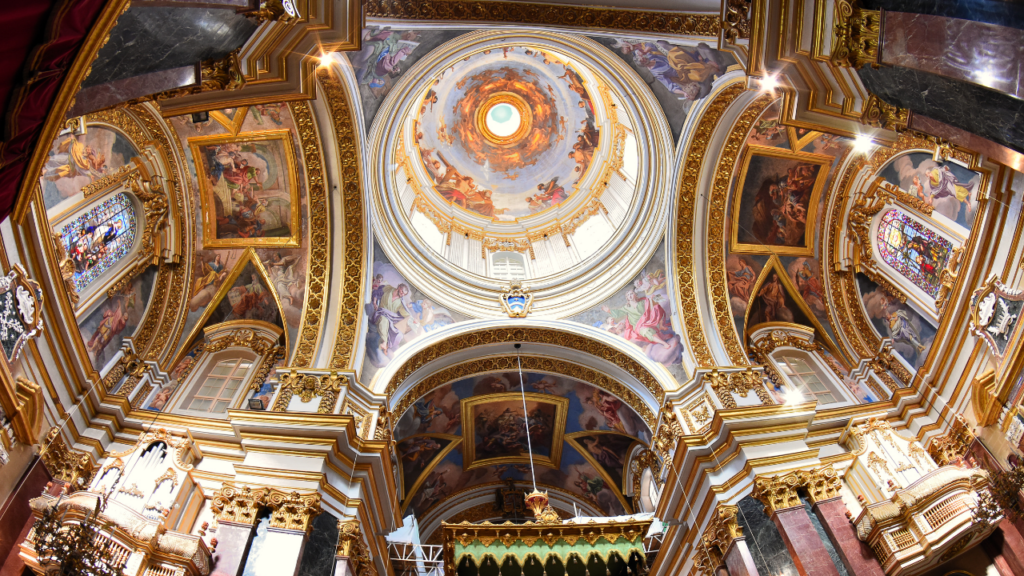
{"left": 730, "top": 145, "right": 833, "bottom": 256}
{"left": 189, "top": 130, "right": 301, "bottom": 248}
{"left": 460, "top": 392, "right": 568, "bottom": 471}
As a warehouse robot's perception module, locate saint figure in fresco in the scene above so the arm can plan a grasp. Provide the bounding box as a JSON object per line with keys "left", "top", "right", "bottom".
{"left": 601, "top": 290, "right": 673, "bottom": 349}
{"left": 759, "top": 274, "right": 792, "bottom": 323}
{"left": 43, "top": 135, "right": 107, "bottom": 181}
{"left": 926, "top": 165, "right": 975, "bottom": 222}
{"left": 884, "top": 309, "right": 926, "bottom": 354}
{"left": 371, "top": 282, "right": 413, "bottom": 354}
{"left": 353, "top": 28, "right": 420, "bottom": 98}
{"left": 574, "top": 471, "right": 605, "bottom": 505}
{"left": 727, "top": 259, "right": 757, "bottom": 303}
{"left": 794, "top": 262, "right": 825, "bottom": 312}
{"left": 87, "top": 299, "right": 128, "bottom": 361}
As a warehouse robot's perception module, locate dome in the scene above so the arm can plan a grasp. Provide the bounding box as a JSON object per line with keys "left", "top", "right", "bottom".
{"left": 368, "top": 30, "right": 673, "bottom": 317}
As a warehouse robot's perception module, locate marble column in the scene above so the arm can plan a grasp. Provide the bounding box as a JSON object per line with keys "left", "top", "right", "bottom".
{"left": 246, "top": 489, "right": 321, "bottom": 576}
{"left": 752, "top": 469, "right": 844, "bottom": 576}
{"left": 210, "top": 522, "right": 257, "bottom": 576}
{"left": 210, "top": 484, "right": 270, "bottom": 576}
{"left": 701, "top": 504, "right": 760, "bottom": 576}
{"left": 811, "top": 497, "right": 884, "bottom": 576}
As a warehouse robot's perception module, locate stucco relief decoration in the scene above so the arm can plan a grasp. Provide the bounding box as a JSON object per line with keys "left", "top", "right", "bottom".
{"left": 0, "top": 266, "right": 44, "bottom": 364}
{"left": 500, "top": 281, "right": 533, "bottom": 317}
{"left": 970, "top": 274, "right": 1024, "bottom": 360}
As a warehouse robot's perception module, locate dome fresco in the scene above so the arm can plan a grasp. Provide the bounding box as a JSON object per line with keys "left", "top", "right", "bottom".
{"left": 412, "top": 45, "right": 601, "bottom": 221}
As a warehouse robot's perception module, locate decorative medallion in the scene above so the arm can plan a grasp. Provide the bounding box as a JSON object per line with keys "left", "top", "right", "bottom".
{"left": 970, "top": 274, "right": 1024, "bottom": 360}
{"left": 0, "top": 265, "right": 43, "bottom": 364}
{"left": 500, "top": 281, "right": 533, "bottom": 317}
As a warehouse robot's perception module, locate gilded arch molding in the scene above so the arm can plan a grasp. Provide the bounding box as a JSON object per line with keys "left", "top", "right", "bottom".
{"left": 674, "top": 80, "right": 746, "bottom": 367}
{"left": 704, "top": 91, "right": 776, "bottom": 365}
{"left": 318, "top": 69, "right": 367, "bottom": 370}
{"left": 381, "top": 325, "right": 667, "bottom": 414}
{"left": 391, "top": 354, "right": 657, "bottom": 429}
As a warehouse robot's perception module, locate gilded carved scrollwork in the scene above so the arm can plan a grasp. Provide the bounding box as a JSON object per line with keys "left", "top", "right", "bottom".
{"left": 831, "top": 0, "right": 881, "bottom": 69}
{"left": 318, "top": 70, "right": 366, "bottom": 371}
{"left": 927, "top": 414, "right": 975, "bottom": 467}
{"left": 705, "top": 368, "right": 774, "bottom": 409}
{"left": 722, "top": 0, "right": 752, "bottom": 43}
{"left": 38, "top": 427, "right": 95, "bottom": 491}
{"left": 653, "top": 408, "right": 684, "bottom": 462}
{"left": 676, "top": 81, "right": 746, "bottom": 367}
{"left": 860, "top": 94, "right": 910, "bottom": 131}
{"left": 629, "top": 449, "right": 661, "bottom": 512}
{"left": 272, "top": 371, "right": 346, "bottom": 413}
{"left": 337, "top": 518, "right": 376, "bottom": 576}
{"left": 52, "top": 233, "right": 79, "bottom": 305}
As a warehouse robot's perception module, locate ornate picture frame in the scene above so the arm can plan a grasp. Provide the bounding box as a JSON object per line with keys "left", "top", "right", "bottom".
{"left": 461, "top": 392, "right": 568, "bottom": 471}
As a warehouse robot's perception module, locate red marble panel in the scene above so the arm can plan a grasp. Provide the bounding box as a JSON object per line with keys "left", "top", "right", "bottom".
{"left": 0, "top": 459, "right": 50, "bottom": 575}
{"left": 881, "top": 12, "right": 1024, "bottom": 100}
{"left": 812, "top": 498, "right": 884, "bottom": 576}
{"left": 772, "top": 506, "right": 841, "bottom": 576}
{"left": 909, "top": 115, "right": 1024, "bottom": 172}
{"left": 724, "top": 538, "right": 761, "bottom": 576}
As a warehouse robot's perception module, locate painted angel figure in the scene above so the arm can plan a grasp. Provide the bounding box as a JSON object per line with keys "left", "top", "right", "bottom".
{"left": 884, "top": 308, "right": 926, "bottom": 354}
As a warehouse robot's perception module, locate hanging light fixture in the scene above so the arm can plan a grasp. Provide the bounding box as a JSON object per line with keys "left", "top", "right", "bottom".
{"left": 32, "top": 491, "right": 126, "bottom": 576}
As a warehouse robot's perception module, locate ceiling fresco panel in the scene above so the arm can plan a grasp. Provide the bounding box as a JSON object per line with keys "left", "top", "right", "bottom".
{"left": 168, "top": 104, "right": 311, "bottom": 363}
{"left": 40, "top": 126, "right": 140, "bottom": 214}
{"left": 876, "top": 151, "right": 982, "bottom": 232}
{"left": 589, "top": 37, "right": 736, "bottom": 142}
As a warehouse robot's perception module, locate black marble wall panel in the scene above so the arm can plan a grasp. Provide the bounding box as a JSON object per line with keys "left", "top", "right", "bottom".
{"left": 800, "top": 495, "right": 849, "bottom": 576}
{"left": 863, "top": 0, "right": 1024, "bottom": 30}
{"left": 82, "top": 6, "right": 256, "bottom": 89}
{"left": 735, "top": 495, "right": 798, "bottom": 576}
{"left": 297, "top": 513, "right": 340, "bottom": 576}
{"left": 858, "top": 65, "right": 1024, "bottom": 155}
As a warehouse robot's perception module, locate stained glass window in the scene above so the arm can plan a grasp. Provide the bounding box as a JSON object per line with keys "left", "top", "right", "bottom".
{"left": 58, "top": 192, "right": 137, "bottom": 292}
{"left": 876, "top": 209, "right": 952, "bottom": 297}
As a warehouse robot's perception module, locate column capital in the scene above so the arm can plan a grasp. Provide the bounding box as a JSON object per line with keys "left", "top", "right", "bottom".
{"left": 337, "top": 518, "right": 364, "bottom": 557}
{"left": 752, "top": 465, "right": 844, "bottom": 514}
{"left": 266, "top": 488, "right": 322, "bottom": 533}
{"left": 702, "top": 504, "right": 743, "bottom": 559}
{"left": 211, "top": 483, "right": 270, "bottom": 526}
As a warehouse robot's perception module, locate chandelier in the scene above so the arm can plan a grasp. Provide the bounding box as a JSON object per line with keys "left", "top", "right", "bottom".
{"left": 32, "top": 492, "right": 126, "bottom": 576}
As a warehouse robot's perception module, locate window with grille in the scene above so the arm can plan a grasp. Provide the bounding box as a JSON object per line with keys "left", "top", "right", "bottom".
{"left": 186, "top": 359, "right": 252, "bottom": 413}
{"left": 491, "top": 252, "right": 526, "bottom": 280}
{"left": 776, "top": 353, "right": 838, "bottom": 405}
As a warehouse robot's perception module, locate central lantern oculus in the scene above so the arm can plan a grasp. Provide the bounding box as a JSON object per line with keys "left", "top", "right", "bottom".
{"left": 486, "top": 103, "right": 518, "bottom": 135}
{"left": 411, "top": 44, "right": 603, "bottom": 221}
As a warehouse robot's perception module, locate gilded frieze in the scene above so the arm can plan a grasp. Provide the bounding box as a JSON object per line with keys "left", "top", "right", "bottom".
{"left": 707, "top": 92, "right": 775, "bottom": 364}
{"left": 675, "top": 81, "right": 746, "bottom": 367}
{"left": 319, "top": 70, "right": 366, "bottom": 371}
{"left": 364, "top": 0, "right": 720, "bottom": 36}
{"left": 287, "top": 101, "right": 331, "bottom": 367}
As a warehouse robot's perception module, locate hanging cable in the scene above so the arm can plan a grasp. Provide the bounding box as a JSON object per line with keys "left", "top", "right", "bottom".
{"left": 515, "top": 344, "right": 538, "bottom": 491}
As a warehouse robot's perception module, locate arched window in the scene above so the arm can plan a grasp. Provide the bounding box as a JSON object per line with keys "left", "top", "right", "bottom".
{"left": 491, "top": 251, "right": 526, "bottom": 280}
{"left": 58, "top": 192, "right": 137, "bottom": 291}
{"left": 183, "top": 358, "right": 253, "bottom": 413}
{"left": 775, "top": 352, "right": 840, "bottom": 405}
{"left": 876, "top": 209, "right": 952, "bottom": 297}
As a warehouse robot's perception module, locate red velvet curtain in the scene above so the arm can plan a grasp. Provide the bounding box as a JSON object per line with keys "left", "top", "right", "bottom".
{"left": 0, "top": 0, "right": 109, "bottom": 221}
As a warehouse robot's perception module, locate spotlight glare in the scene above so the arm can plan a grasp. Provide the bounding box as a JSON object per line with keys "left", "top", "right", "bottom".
{"left": 784, "top": 388, "right": 805, "bottom": 405}
{"left": 762, "top": 75, "right": 778, "bottom": 92}
{"left": 853, "top": 133, "right": 874, "bottom": 154}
